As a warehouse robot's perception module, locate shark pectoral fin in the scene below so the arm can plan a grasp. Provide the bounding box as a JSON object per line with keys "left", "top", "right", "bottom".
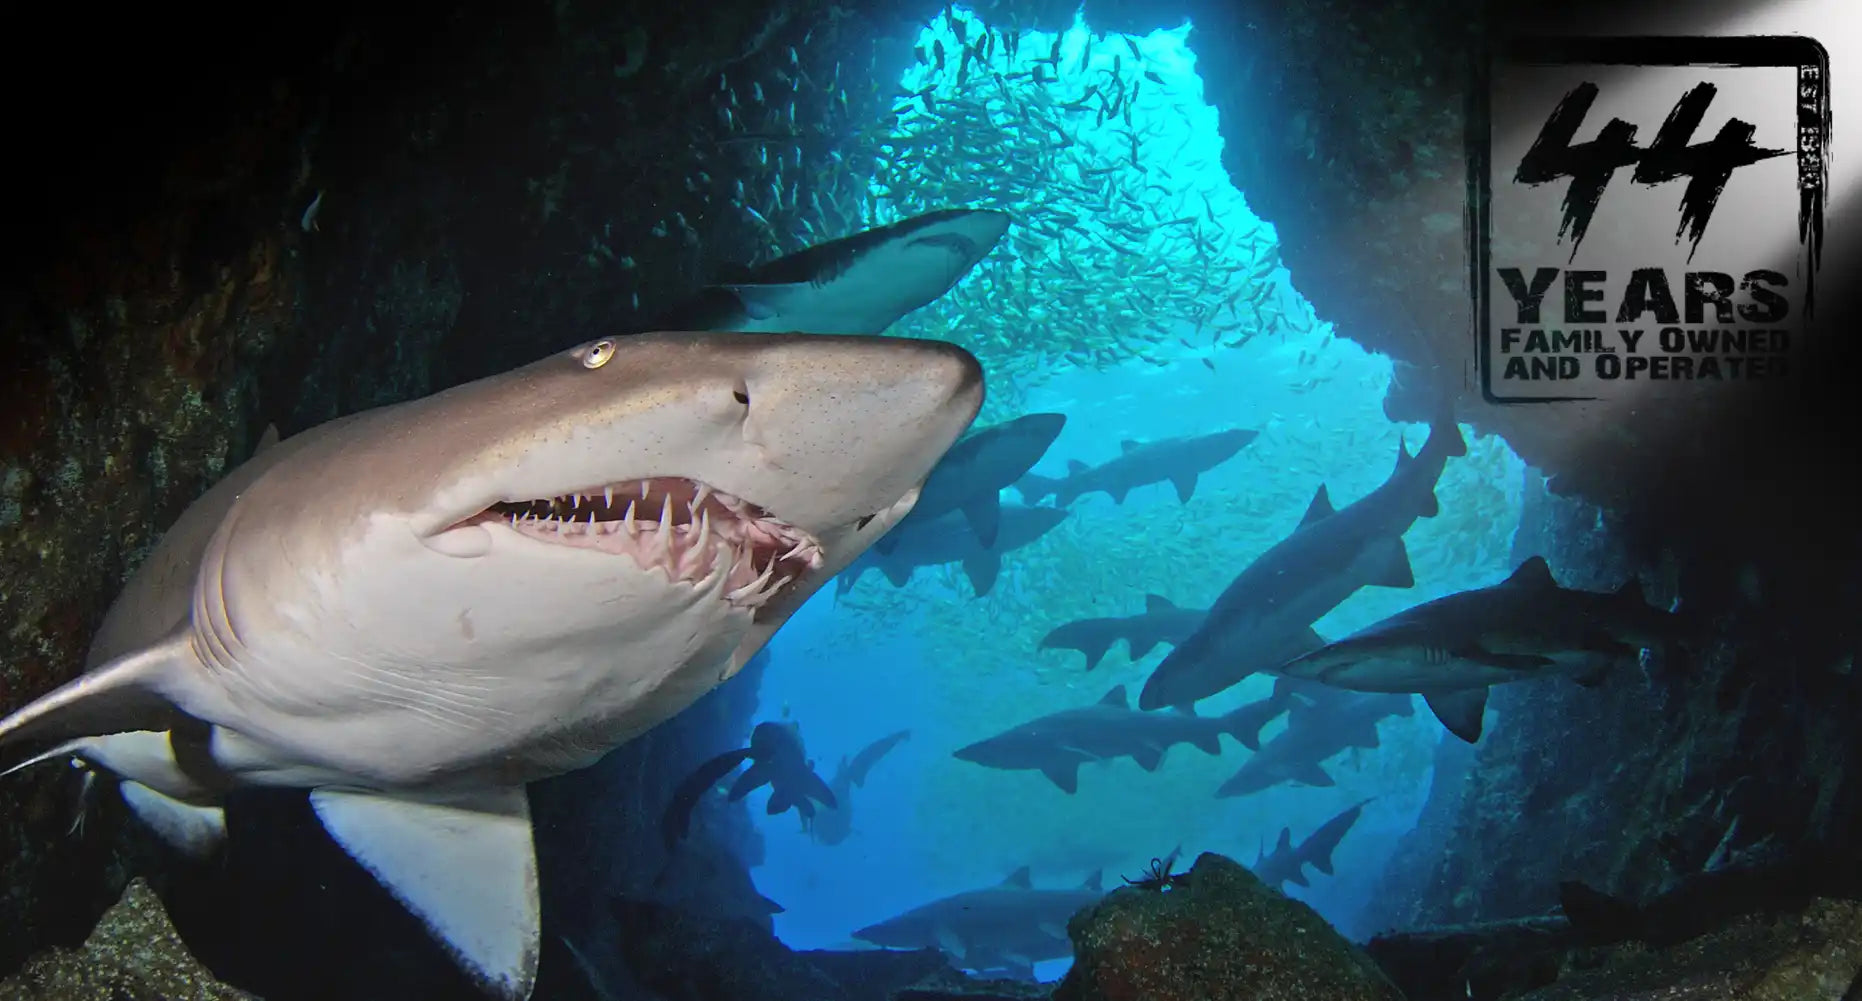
{"left": 961, "top": 553, "right": 1001, "bottom": 597}
{"left": 1108, "top": 487, "right": 1129, "bottom": 504}
{"left": 722, "top": 283, "right": 804, "bottom": 320}
{"left": 1189, "top": 732, "right": 1222, "bottom": 755}
{"left": 1129, "top": 744, "right": 1165, "bottom": 771}
{"left": 118, "top": 782, "right": 226, "bottom": 861}
{"left": 880, "top": 561, "right": 914, "bottom": 588}
{"left": 1291, "top": 761, "right": 1336, "bottom": 787}
{"left": 960, "top": 495, "right": 1002, "bottom": 549}
{"left": 0, "top": 631, "right": 195, "bottom": 753}
{"left": 805, "top": 769, "right": 838, "bottom": 808}
{"left": 1423, "top": 688, "right": 1490, "bottom": 743}
{"left": 1288, "top": 869, "right": 1310, "bottom": 887}
{"left": 728, "top": 762, "right": 772, "bottom": 801}
{"left": 934, "top": 924, "right": 966, "bottom": 960}
{"left": 1372, "top": 539, "right": 1416, "bottom": 589}
{"left": 1170, "top": 472, "right": 1198, "bottom": 503}
{"left": 310, "top": 786, "right": 539, "bottom": 1001}
{"left": 767, "top": 788, "right": 793, "bottom": 815}
{"left": 1040, "top": 762, "right": 1080, "bottom": 794}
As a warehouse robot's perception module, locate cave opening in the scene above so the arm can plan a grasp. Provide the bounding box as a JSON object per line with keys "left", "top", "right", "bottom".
{"left": 731, "top": 1, "right": 1533, "bottom": 980}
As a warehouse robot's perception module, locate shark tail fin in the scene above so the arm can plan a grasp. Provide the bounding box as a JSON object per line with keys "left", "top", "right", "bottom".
{"left": 0, "top": 631, "right": 196, "bottom": 760}
{"left": 845, "top": 730, "right": 911, "bottom": 787}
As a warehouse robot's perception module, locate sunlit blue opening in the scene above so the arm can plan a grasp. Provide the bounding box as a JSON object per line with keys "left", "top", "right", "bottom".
{"left": 726, "top": 3, "right": 1530, "bottom": 986}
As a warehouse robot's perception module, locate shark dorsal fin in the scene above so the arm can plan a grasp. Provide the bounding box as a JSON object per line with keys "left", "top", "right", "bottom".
{"left": 1276, "top": 828, "right": 1294, "bottom": 852}
{"left": 1002, "top": 866, "right": 1033, "bottom": 888}
{"left": 1144, "top": 594, "right": 1177, "bottom": 613}
{"left": 1119, "top": 439, "right": 1141, "bottom": 453}
{"left": 1099, "top": 685, "right": 1128, "bottom": 707}
{"left": 1298, "top": 485, "right": 1336, "bottom": 528}
{"left": 1617, "top": 576, "right": 1645, "bottom": 605}
{"left": 1504, "top": 556, "right": 1557, "bottom": 589}
{"left": 1081, "top": 869, "right": 1103, "bottom": 892}
{"left": 254, "top": 423, "right": 281, "bottom": 456}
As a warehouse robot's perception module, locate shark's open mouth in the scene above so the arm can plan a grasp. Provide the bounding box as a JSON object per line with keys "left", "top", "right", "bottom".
{"left": 472, "top": 478, "right": 824, "bottom": 608}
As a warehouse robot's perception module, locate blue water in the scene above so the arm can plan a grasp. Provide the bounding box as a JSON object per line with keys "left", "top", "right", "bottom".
{"left": 717, "top": 3, "right": 1529, "bottom": 983}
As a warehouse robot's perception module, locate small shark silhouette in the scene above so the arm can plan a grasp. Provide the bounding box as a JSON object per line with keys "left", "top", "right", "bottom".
{"left": 645, "top": 208, "right": 1011, "bottom": 335}
{"left": 661, "top": 720, "right": 837, "bottom": 852}
{"left": 1016, "top": 426, "right": 1258, "bottom": 506}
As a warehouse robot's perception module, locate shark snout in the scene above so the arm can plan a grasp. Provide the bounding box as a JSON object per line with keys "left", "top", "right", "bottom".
{"left": 736, "top": 335, "right": 983, "bottom": 534}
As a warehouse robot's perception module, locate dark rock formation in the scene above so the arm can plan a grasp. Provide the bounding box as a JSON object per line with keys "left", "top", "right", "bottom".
{"left": 602, "top": 896, "right": 1048, "bottom": 1001}
{"left": 1514, "top": 897, "right": 1862, "bottom": 1001}
{"left": 1054, "top": 852, "right": 1404, "bottom": 1001}
{"left": 0, "top": 878, "right": 260, "bottom": 1001}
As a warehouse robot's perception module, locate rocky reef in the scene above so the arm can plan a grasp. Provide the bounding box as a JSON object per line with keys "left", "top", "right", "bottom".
{"left": 0, "top": 878, "right": 259, "bottom": 1001}
{"left": 1054, "top": 852, "right": 1405, "bottom": 1001}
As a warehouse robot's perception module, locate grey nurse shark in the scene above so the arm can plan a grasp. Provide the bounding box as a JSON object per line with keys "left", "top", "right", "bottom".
{"left": 1038, "top": 593, "right": 1206, "bottom": 672}
{"left": 645, "top": 208, "right": 1012, "bottom": 335}
{"left": 1249, "top": 798, "right": 1371, "bottom": 892}
{"left": 952, "top": 684, "right": 1289, "bottom": 793}
{"left": 808, "top": 728, "right": 911, "bottom": 847}
{"left": 1214, "top": 688, "right": 1416, "bottom": 798}
{"left": 1015, "top": 426, "right": 1258, "bottom": 506}
{"left": 1265, "top": 555, "right": 1686, "bottom": 743}
{"left": 878, "top": 411, "right": 1066, "bottom": 551}
{"left": 851, "top": 866, "right": 1107, "bottom": 979}
{"left": 835, "top": 502, "right": 1069, "bottom": 598}
{"left": 1140, "top": 418, "right": 1466, "bottom": 713}
{"left": 0, "top": 330, "right": 984, "bottom": 1000}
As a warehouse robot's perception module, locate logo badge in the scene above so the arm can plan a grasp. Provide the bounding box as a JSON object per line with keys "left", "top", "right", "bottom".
{"left": 1470, "top": 37, "right": 1830, "bottom": 403}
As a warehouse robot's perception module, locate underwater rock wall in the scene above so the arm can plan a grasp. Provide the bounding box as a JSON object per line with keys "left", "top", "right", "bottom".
{"left": 1142, "top": 0, "right": 1862, "bottom": 937}
{"left": 1, "top": 0, "right": 919, "bottom": 980}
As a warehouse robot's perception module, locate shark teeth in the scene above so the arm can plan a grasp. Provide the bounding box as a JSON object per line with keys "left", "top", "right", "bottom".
{"left": 483, "top": 478, "right": 823, "bottom": 610}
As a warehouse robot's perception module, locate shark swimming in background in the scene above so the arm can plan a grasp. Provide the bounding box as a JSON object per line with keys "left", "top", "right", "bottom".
{"left": 1265, "top": 555, "right": 1687, "bottom": 743}
{"left": 1249, "top": 798, "right": 1372, "bottom": 892}
{"left": 1214, "top": 689, "right": 1415, "bottom": 798}
{"left": 0, "top": 330, "right": 984, "bottom": 1001}
{"left": 835, "top": 501, "right": 1069, "bottom": 598}
{"left": 1038, "top": 593, "right": 1206, "bottom": 672}
{"left": 877, "top": 411, "right": 1066, "bottom": 551}
{"left": 660, "top": 719, "right": 838, "bottom": 853}
{"left": 851, "top": 866, "right": 1108, "bottom": 979}
{"left": 1141, "top": 418, "right": 1467, "bottom": 713}
{"left": 808, "top": 729, "right": 912, "bottom": 846}
{"left": 1014, "top": 426, "right": 1258, "bottom": 506}
{"left": 643, "top": 208, "right": 1012, "bottom": 335}
{"left": 953, "top": 684, "right": 1290, "bottom": 793}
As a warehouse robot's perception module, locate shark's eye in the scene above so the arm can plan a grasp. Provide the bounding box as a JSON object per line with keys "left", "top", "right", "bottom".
{"left": 733, "top": 379, "right": 750, "bottom": 406}
{"left": 583, "top": 339, "right": 617, "bottom": 369}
